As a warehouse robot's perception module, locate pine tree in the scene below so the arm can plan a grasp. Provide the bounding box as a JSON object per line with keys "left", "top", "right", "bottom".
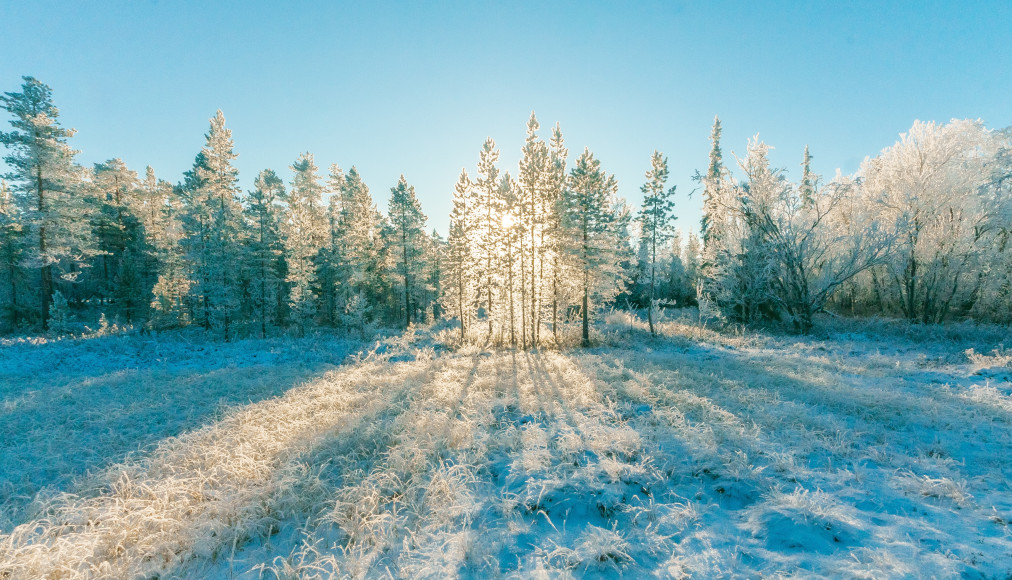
{"left": 474, "top": 138, "right": 503, "bottom": 340}
{"left": 517, "top": 112, "right": 550, "bottom": 346}
{"left": 0, "top": 179, "right": 26, "bottom": 331}
{"left": 90, "top": 158, "right": 149, "bottom": 320}
{"left": 561, "top": 148, "right": 623, "bottom": 346}
{"left": 245, "top": 169, "right": 287, "bottom": 337}
{"left": 637, "top": 150, "right": 677, "bottom": 335}
{"left": 145, "top": 167, "right": 190, "bottom": 329}
{"left": 425, "top": 229, "right": 445, "bottom": 321}
{"left": 387, "top": 175, "right": 427, "bottom": 327}
{"left": 546, "top": 123, "right": 568, "bottom": 341}
{"left": 0, "top": 77, "right": 96, "bottom": 330}
{"left": 500, "top": 172, "right": 520, "bottom": 345}
{"left": 445, "top": 169, "right": 474, "bottom": 340}
{"left": 317, "top": 164, "right": 346, "bottom": 326}
{"left": 336, "top": 167, "right": 388, "bottom": 322}
{"left": 180, "top": 110, "right": 245, "bottom": 336}
{"left": 113, "top": 248, "right": 145, "bottom": 323}
{"left": 284, "top": 153, "right": 327, "bottom": 334}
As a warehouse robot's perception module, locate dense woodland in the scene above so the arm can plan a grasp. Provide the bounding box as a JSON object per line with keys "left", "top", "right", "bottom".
{"left": 1, "top": 76, "right": 1010, "bottom": 342}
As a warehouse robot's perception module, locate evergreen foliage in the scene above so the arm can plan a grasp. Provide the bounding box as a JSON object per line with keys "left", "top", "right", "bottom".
{"left": 1, "top": 78, "right": 1009, "bottom": 338}
{"left": 0, "top": 76, "right": 96, "bottom": 329}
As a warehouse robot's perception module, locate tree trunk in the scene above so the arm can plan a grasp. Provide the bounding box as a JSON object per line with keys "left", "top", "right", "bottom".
{"left": 7, "top": 263, "right": 17, "bottom": 329}
{"left": 520, "top": 223, "right": 527, "bottom": 348}
{"left": 582, "top": 268, "right": 590, "bottom": 347}
{"left": 552, "top": 255, "right": 559, "bottom": 343}
{"left": 457, "top": 260, "right": 466, "bottom": 341}
{"left": 508, "top": 233, "right": 515, "bottom": 346}
{"left": 403, "top": 228, "right": 411, "bottom": 327}
{"left": 529, "top": 185, "right": 537, "bottom": 347}
{"left": 582, "top": 218, "right": 590, "bottom": 347}
{"left": 36, "top": 166, "right": 50, "bottom": 330}
{"left": 648, "top": 225, "right": 657, "bottom": 336}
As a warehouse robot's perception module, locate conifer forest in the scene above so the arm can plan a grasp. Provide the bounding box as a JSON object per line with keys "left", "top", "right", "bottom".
{"left": 2, "top": 3, "right": 1012, "bottom": 577}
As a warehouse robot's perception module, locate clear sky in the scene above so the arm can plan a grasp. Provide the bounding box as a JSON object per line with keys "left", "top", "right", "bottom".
{"left": 2, "top": 0, "right": 1009, "bottom": 236}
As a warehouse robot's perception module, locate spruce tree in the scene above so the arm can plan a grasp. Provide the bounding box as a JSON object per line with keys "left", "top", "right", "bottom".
{"left": 698, "top": 116, "right": 729, "bottom": 297}
{"left": 611, "top": 197, "right": 638, "bottom": 309}
{"left": 667, "top": 229, "right": 686, "bottom": 304}
{"left": 682, "top": 231, "right": 701, "bottom": 306}
{"left": 800, "top": 145, "right": 816, "bottom": 208}
{"left": 113, "top": 248, "right": 145, "bottom": 323}
{"left": 700, "top": 116, "right": 724, "bottom": 247}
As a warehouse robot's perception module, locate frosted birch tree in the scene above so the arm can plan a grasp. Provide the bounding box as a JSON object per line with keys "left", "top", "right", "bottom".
{"left": 859, "top": 120, "right": 1003, "bottom": 322}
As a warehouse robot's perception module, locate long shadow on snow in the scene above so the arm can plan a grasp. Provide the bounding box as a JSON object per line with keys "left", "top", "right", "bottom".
{"left": 154, "top": 349, "right": 459, "bottom": 578}
{"left": 477, "top": 351, "right": 669, "bottom": 576}
{"left": 597, "top": 343, "right": 1012, "bottom": 463}
{"left": 0, "top": 335, "right": 363, "bottom": 529}
{"left": 579, "top": 343, "right": 1012, "bottom": 574}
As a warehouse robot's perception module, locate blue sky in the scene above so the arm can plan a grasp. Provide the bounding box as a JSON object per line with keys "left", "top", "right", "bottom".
{"left": 2, "top": 0, "right": 1009, "bottom": 235}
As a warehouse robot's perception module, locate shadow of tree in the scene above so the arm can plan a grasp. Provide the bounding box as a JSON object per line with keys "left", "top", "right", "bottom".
{"left": 0, "top": 333, "right": 364, "bottom": 528}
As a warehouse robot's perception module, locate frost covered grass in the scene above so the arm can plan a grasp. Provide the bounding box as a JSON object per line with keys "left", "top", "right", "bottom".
{"left": 0, "top": 330, "right": 362, "bottom": 530}
{"left": 2, "top": 318, "right": 1012, "bottom": 578}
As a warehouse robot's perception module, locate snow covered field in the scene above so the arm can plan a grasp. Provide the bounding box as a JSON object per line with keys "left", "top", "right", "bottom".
{"left": 2, "top": 318, "right": 1012, "bottom": 578}
{"left": 0, "top": 331, "right": 363, "bottom": 531}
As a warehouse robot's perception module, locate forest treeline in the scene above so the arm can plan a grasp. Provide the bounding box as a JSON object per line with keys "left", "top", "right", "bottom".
{"left": 1, "top": 77, "right": 1011, "bottom": 342}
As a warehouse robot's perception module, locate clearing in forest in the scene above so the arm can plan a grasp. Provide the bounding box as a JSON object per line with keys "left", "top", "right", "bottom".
{"left": 2, "top": 321, "right": 1012, "bottom": 578}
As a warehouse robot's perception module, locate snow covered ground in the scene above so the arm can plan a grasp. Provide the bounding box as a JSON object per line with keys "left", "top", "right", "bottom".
{"left": 2, "top": 318, "right": 1012, "bottom": 578}
{"left": 0, "top": 330, "right": 363, "bottom": 531}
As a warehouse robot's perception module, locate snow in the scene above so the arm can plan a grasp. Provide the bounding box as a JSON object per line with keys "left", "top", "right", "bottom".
{"left": 2, "top": 318, "right": 1012, "bottom": 578}
{"left": 0, "top": 330, "right": 363, "bottom": 530}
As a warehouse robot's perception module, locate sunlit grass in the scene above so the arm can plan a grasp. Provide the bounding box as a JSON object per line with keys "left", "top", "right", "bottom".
{"left": 2, "top": 317, "right": 1011, "bottom": 577}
